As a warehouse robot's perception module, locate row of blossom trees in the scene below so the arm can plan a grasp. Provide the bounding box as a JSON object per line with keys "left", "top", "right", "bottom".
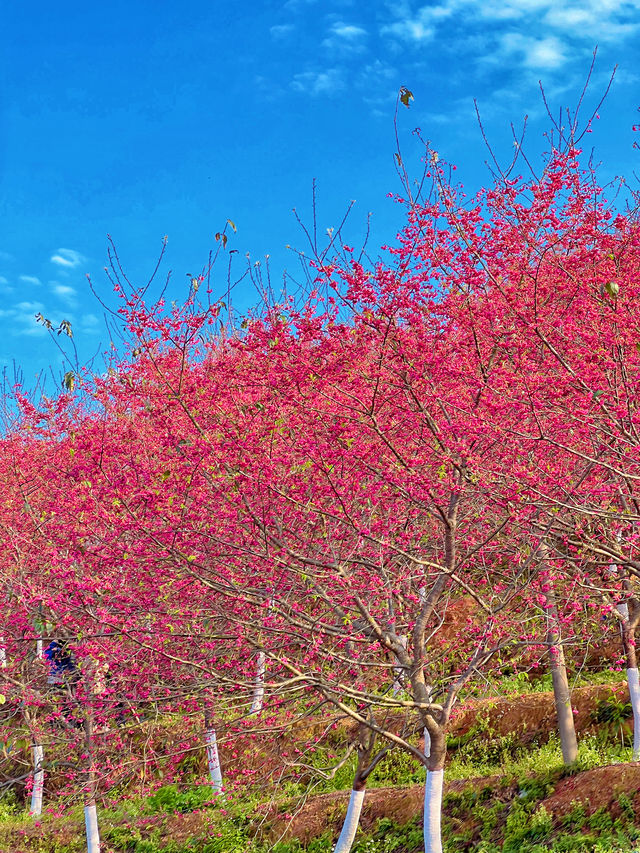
{"left": 2, "top": 112, "right": 640, "bottom": 853}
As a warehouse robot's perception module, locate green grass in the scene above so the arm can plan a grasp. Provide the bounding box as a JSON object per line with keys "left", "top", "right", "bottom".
{"left": 1, "top": 668, "right": 639, "bottom": 852}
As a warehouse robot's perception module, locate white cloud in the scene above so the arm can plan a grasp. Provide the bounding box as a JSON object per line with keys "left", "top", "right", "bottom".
{"left": 15, "top": 300, "right": 44, "bottom": 312}
{"left": 292, "top": 68, "right": 344, "bottom": 96}
{"left": 52, "top": 283, "right": 77, "bottom": 304}
{"left": 381, "top": 16, "right": 435, "bottom": 42}
{"left": 81, "top": 313, "right": 100, "bottom": 331}
{"left": 322, "top": 20, "right": 368, "bottom": 52}
{"left": 0, "top": 276, "right": 8, "bottom": 285}
{"left": 500, "top": 33, "right": 567, "bottom": 69}
{"left": 543, "top": 7, "right": 593, "bottom": 28}
{"left": 0, "top": 301, "right": 49, "bottom": 336}
{"left": 330, "top": 22, "right": 367, "bottom": 39}
{"left": 358, "top": 59, "right": 397, "bottom": 87}
{"left": 50, "top": 248, "right": 85, "bottom": 268}
{"left": 19, "top": 275, "right": 41, "bottom": 286}
{"left": 381, "top": 0, "right": 640, "bottom": 59}
{"left": 270, "top": 24, "right": 294, "bottom": 38}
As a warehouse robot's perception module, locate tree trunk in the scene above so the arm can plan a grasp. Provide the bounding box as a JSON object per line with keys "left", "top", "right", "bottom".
{"left": 84, "top": 800, "right": 100, "bottom": 853}
{"left": 0, "top": 637, "right": 6, "bottom": 668}
{"left": 627, "top": 667, "right": 640, "bottom": 761}
{"left": 30, "top": 743, "right": 44, "bottom": 816}
{"left": 250, "top": 651, "right": 265, "bottom": 714}
{"left": 83, "top": 710, "right": 101, "bottom": 852}
{"left": 392, "top": 635, "right": 407, "bottom": 696}
{"left": 423, "top": 727, "right": 445, "bottom": 853}
{"left": 333, "top": 786, "right": 366, "bottom": 853}
{"left": 204, "top": 727, "right": 224, "bottom": 793}
{"left": 618, "top": 611, "right": 640, "bottom": 760}
{"left": 546, "top": 590, "right": 578, "bottom": 764}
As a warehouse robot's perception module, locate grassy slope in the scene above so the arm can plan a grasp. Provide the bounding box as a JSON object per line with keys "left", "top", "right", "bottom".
{"left": 2, "top": 675, "right": 640, "bottom": 852}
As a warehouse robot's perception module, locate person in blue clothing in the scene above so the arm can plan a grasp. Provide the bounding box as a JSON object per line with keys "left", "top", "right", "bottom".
{"left": 43, "top": 639, "right": 77, "bottom": 683}
{"left": 43, "top": 639, "right": 81, "bottom": 726}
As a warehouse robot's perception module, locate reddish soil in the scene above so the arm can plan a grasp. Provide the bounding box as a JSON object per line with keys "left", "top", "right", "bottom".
{"left": 541, "top": 762, "right": 640, "bottom": 817}
{"left": 266, "top": 763, "right": 640, "bottom": 847}
{"left": 449, "top": 679, "right": 630, "bottom": 743}
{"left": 266, "top": 679, "right": 635, "bottom": 846}
{"left": 2, "top": 679, "right": 634, "bottom": 851}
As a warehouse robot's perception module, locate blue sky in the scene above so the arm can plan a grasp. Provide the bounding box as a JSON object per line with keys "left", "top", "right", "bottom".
{"left": 1, "top": 0, "right": 638, "bottom": 390}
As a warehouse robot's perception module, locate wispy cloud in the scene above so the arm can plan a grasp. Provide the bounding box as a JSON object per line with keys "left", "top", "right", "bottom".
{"left": 381, "top": 0, "right": 640, "bottom": 71}
{"left": 322, "top": 21, "right": 368, "bottom": 52}
{"left": 80, "top": 313, "right": 100, "bottom": 332}
{"left": 329, "top": 21, "right": 367, "bottom": 40}
{"left": 51, "top": 283, "right": 77, "bottom": 304}
{"left": 270, "top": 24, "right": 294, "bottom": 38}
{"left": 381, "top": 14, "right": 435, "bottom": 43}
{"left": 51, "top": 247, "right": 85, "bottom": 268}
{"left": 498, "top": 33, "right": 567, "bottom": 70}
{"left": 0, "top": 300, "right": 48, "bottom": 336}
{"left": 292, "top": 68, "right": 344, "bottom": 96}
{"left": 19, "top": 274, "right": 41, "bottom": 286}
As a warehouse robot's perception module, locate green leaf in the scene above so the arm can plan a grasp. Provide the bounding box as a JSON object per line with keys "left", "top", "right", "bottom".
{"left": 399, "top": 87, "right": 414, "bottom": 107}
{"left": 58, "top": 319, "right": 73, "bottom": 338}
{"left": 35, "top": 313, "right": 52, "bottom": 330}
{"left": 604, "top": 281, "right": 619, "bottom": 297}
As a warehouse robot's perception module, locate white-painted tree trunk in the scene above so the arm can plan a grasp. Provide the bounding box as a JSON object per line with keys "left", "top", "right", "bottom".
{"left": 422, "top": 722, "right": 443, "bottom": 853}
{"left": 250, "top": 651, "right": 266, "bottom": 714}
{"left": 333, "top": 788, "right": 366, "bottom": 853}
{"left": 423, "top": 769, "right": 444, "bottom": 853}
{"left": 0, "top": 636, "right": 6, "bottom": 668}
{"left": 84, "top": 803, "right": 101, "bottom": 853}
{"left": 205, "top": 728, "right": 224, "bottom": 793}
{"left": 30, "top": 744, "right": 44, "bottom": 816}
{"left": 627, "top": 667, "right": 640, "bottom": 760}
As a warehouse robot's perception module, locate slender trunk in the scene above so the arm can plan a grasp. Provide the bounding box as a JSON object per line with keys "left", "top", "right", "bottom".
{"left": 333, "top": 729, "right": 384, "bottom": 853}
{"left": 628, "top": 668, "right": 640, "bottom": 761}
{"left": 84, "top": 802, "right": 100, "bottom": 853}
{"left": 618, "top": 612, "right": 640, "bottom": 760}
{"left": 30, "top": 743, "right": 44, "bottom": 816}
{"left": 83, "top": 710, "right": 101, "bottom": 852}
{"left": 0, "top": 636, "right": 6, "bottom": 668}
{"left": 333, "top": 787, "right": 366, "bottom": 853}
{"left": 29, "top": 633, "right": 45, "bottom": 817}
{"left": 423, "top": 727, "right": 445, "bottom": 853}
{"left": 392, "top": 635, "right": 407, "bottom": 696}
{"left": 546, "top": 589, "right": 578, "bottom": 764}
{"left": 250, "top": 651, "right": 265, "bottom": 714}
{"left": 204, "top": 726, "right": 224, "bottom": 793}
